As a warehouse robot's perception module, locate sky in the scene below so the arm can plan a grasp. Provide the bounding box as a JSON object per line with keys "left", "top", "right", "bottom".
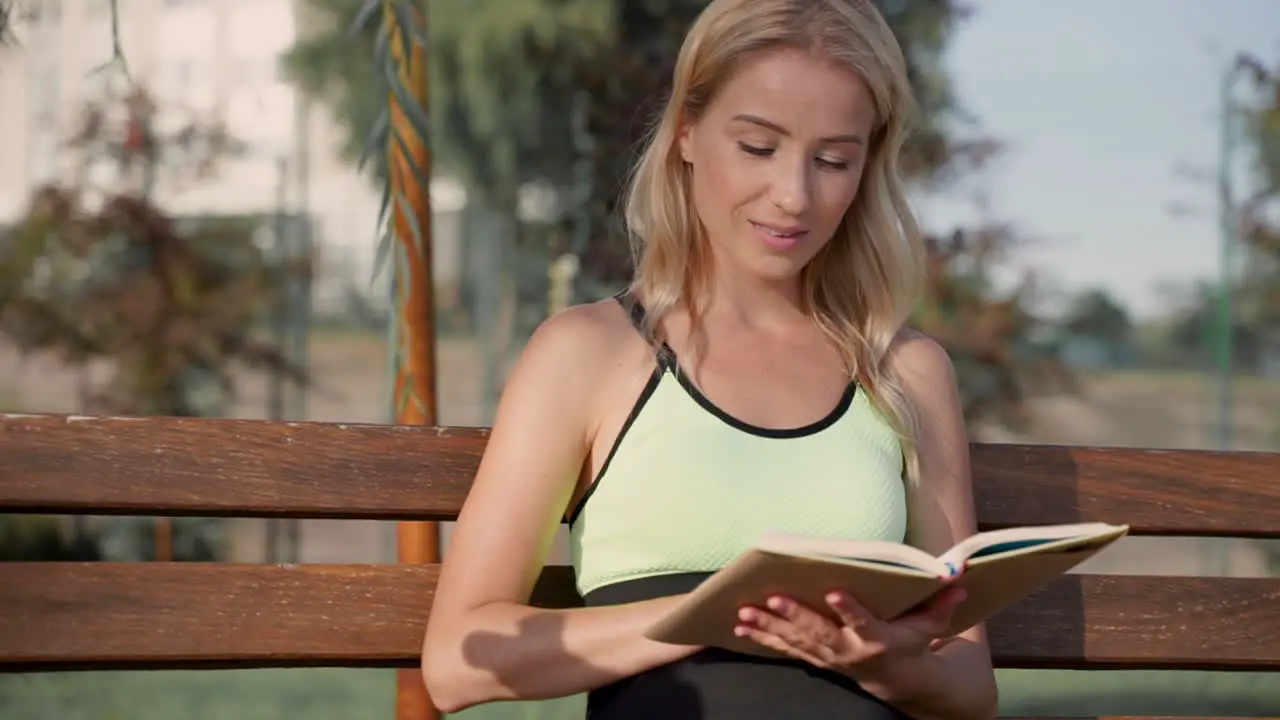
{"left": 919, "top": 0, "right": 1280, "bottom": 320}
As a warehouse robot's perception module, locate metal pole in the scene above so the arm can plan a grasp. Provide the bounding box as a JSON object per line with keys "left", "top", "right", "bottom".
{"left": 284, "top": 98, "right": 314, "bottom": 564}
{"left": 269, "top": 155, "right": 290, "bottom": 425}
{"left": 264, "top": 155, "right": 291, "bottom": 564}
{"left": 1214, "top": 60, "right": 1244, "bottom": 451}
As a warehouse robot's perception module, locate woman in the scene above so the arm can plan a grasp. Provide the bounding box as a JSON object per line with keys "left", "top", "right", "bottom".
{"left": 422, "top": 0, "right": 999, "bottom": 718}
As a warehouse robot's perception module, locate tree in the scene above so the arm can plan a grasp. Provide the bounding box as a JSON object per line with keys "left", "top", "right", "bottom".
{"left": 0, "top": 0, "right": 14, "bottom": 45}
{"left": 1238, "top": 53, "right": 1279, "bottom": 327}
{"left": 0, "top": 84, "right": 309, "bottom": 562}
{"left": 1062, "top": 288, "right": 1134, "bottom": 347}
{"left": 284, "top": 0, "right": 1061, "bottom": 432}
{"left": 0, "top": 85, "right": 307, "bottom": 416}
{"left": 285, "top": 0, "right": 609, "bottom": 193}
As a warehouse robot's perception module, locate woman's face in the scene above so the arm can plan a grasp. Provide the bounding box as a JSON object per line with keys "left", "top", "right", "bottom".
{"left": 678, "top": 47, "right": 877, "bottom": 284}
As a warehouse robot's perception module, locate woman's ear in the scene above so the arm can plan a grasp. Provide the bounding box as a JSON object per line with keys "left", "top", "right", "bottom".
{"left": 676, "top": 120, "right": 695, "bottom": 164}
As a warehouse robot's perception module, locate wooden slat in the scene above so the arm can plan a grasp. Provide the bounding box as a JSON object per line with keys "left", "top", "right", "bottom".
{"left": 0, "top": 413, "right": 484, "bottom": 521}
{"left": 1, "top": 563, "right": 1276, "bottom": 672}
{"left": 970, "top": 443, "right": 1280, "bottom": 538}
{"left": 989, "top": 573, "right": 1280, "bottom": 669}
{"left": 0, "top": 563, "right": 579, "bottom": 670}
{"left": 3, "top": 413, "right": 1280, "bottom": 537}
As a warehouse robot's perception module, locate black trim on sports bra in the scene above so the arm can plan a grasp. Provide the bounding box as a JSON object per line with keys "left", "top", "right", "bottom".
{"left": 617, "top": 289, "right": 858, "bottom": 439}
{"left": 564, "top": 363, "right": 662, "bottom": 527}
{"left": 564, "top": 291, "right": 670, "bottom": 527}
{"left": 672, "top": 369, "right": 857, "bottom": 439}
{"left": 615, "top": 288, "right": 677, "bottom": 369}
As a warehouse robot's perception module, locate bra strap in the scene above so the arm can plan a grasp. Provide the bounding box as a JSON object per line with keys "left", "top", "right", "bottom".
{"left": 613, "top": 289, "right": 676, "bottom": 370}
{"left": 613, "top": 289, "right": 647, "bottom": 332}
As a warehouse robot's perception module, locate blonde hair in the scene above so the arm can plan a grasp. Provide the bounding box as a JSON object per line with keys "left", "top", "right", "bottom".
{"left": 622, "top": 0, "right": 927, "bottom": 481}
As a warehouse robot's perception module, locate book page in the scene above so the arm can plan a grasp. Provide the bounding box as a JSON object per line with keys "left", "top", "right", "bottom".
{"left": 756, "top": 533, "right": 946, "bottom": 576}
{"left": 939, "top": 522, "right": 1128, "bottom": 569}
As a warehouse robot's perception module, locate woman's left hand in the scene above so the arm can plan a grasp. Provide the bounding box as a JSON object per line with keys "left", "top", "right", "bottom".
{"left": 733, "top": 586, "right": 966, "bottom": 682}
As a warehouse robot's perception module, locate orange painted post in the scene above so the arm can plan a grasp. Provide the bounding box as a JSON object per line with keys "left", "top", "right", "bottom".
{"left": 384, "top": 2, "right": 440, "bottom": 720}
{"left": 154, "top": 518, "right": 172, "bottom": 561}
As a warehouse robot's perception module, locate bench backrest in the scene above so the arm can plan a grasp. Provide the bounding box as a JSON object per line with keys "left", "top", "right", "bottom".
{"left": 2, "top": 412, "right": 1278, "bottom": 677}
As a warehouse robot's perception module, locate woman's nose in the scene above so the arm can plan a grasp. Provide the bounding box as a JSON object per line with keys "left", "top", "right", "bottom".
{"left": 771, "top": 158, "right": 812, "bottom": 216}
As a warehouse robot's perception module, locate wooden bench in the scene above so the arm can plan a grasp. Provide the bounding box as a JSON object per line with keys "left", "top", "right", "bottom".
{"left": 2, "top": 411, "right": 1279, "bottom": 719}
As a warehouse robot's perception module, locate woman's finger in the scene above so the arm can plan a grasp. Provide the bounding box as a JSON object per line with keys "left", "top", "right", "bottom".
{"left": 825, "top": 590, "right": 878, "bottom": 633}
{"left": 765, "top": 595, "right": 830, "bottom": 630}
{"left": 897, "top": 587, "right": 965, "bottom": 637}
{"left": 740, "top": 602, "right": 814, "bottom": 648}
{"left": 741, "top": 600, "right": 843, "bottom": 662}
{"left": 734, "top": 624, "right": 833, "bottom": 669}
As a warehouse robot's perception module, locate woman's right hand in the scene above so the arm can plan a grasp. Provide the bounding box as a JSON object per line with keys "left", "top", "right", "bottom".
{"left": 421, "top": 301, "right": 694, "bottom": 713}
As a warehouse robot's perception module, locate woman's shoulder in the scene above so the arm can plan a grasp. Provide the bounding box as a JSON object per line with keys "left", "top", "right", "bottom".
{"left": 884, "top": 326, "right": 955, "bottom": 386}
{"left": 506, "top": 296, "right": 650, "bottom": 399}
{"left": 527, "top": 296, "right": 641, "bottom": 358}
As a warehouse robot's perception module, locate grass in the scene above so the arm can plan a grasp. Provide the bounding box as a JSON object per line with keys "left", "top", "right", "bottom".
{"left": 1088, "top": 367, "right": 1280, "bottom": 396}
{"left": 0, "top": 670, "right": 394, "bottom": 720}
{"left": 3, "top": 669, "right": 1279, "bottom": 719}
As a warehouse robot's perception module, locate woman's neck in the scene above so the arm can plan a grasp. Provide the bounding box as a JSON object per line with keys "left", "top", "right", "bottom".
{"left": 698, "top": 264, "right": 808, "bottom": 331}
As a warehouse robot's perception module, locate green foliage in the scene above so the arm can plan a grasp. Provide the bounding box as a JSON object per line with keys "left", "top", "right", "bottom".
{"left": 0, "top": 516, "right": 100, "bottom": 561}
{"left": 426, "top": 0, "right": 612, "bottom": 192}
{"left": 0, "top": 0, "right": 13, "bottom": 45}
{"left": 1062, "top": 288, "right": 1134, "bottom": 347}
{"left": 282, "top": 0, "right": 1064, "bottom": 429}
{"left": 875, "top": 0, "right": 1001, "bottom": 185}
{"left": 1236, "top": 53, "right": 1279, "bottom": 330}
{"left": 0, "top": 86, "right": 308, "bottom": 417}
{"left": 912, "top": 226, "right": 1075, "bottom": 429}
{"left": 284, "top": 0, "right": 611, "bottom": 192}
{"left": 343, "top": 0, "right": 433, "bottom": 279}
{"left": 0, "top": 515, "right": 223, "bottom": 562}
{"left": 284, "top": 0, "right": 990, "bottom": 194}
{"left": 1162, "top": 281, "right": 1275, "bottom": 373}
{"left": 284, "top": 0, "right": 381, "bottom": 174}
{"left": 1240, "top": 54, "right": 1280, "bottom": 205}
{"left": 95, "top": 517, "right": 226, "bottom": 561}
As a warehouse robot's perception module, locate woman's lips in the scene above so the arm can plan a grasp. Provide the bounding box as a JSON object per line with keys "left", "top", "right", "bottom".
{"left": 751, "top": 221, "right": 808, "bottom": 251}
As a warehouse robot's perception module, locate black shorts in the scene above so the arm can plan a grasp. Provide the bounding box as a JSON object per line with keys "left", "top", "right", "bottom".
{"left": 583, "top": 573, "right": 911, "bottom": 720}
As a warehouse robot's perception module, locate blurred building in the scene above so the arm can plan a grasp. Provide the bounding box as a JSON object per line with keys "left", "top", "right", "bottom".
{"left": 0, "top": 0, "right": 466, "bottom": 318}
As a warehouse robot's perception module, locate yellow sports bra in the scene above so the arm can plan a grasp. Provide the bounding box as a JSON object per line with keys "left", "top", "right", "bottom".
{"left": 567, "top": 292, "right": 909, "bottom": 597}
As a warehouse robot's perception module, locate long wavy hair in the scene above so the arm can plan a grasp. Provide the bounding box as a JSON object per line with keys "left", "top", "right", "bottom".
{"left": 622, "top": 0, "right": 927, "bottom": 481}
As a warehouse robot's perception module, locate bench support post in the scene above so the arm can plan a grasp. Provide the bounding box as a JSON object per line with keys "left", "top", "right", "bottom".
{"left": 386, "top": 2, "right": 440, "bottom": 719}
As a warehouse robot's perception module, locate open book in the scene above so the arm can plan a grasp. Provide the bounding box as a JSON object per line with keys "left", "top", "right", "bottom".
{"left": 645, "top": 521, "right": 1129, "bottom": 656}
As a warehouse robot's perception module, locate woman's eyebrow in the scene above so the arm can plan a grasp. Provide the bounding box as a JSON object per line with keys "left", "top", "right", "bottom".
{"left": 729, "top": 113, "right": 866, "bottom": 145}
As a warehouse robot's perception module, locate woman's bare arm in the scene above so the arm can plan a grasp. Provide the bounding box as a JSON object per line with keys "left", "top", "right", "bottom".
{"left": 420, "top": 303, "right": 699, "bottom": 713}
{"left": 860, "top": 331, "right": 1000, "bottom": 720}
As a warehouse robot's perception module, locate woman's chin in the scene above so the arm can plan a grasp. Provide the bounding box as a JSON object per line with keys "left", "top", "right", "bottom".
{"left": 738, "top": 253, "right": 810, "bottom": 283}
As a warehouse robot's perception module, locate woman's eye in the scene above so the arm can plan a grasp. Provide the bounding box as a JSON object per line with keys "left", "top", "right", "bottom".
{"left": 737, "top": 142, "right": 774, "bottom": 157}
{"left": 817, "top": 157, "right": 850, "bottom": 171}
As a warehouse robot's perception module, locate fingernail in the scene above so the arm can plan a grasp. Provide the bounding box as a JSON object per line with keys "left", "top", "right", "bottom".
{"left": 733, "top": 625, "right": 747, "bottom": 637}
{"left": 766, "top": 596, "right": 785, "bottom": 611}
{"left": 738, "top": 607, "right": 755, "bottom": 622}
{"left": 826, "top": 592, "right": 843, "bottom": 605}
